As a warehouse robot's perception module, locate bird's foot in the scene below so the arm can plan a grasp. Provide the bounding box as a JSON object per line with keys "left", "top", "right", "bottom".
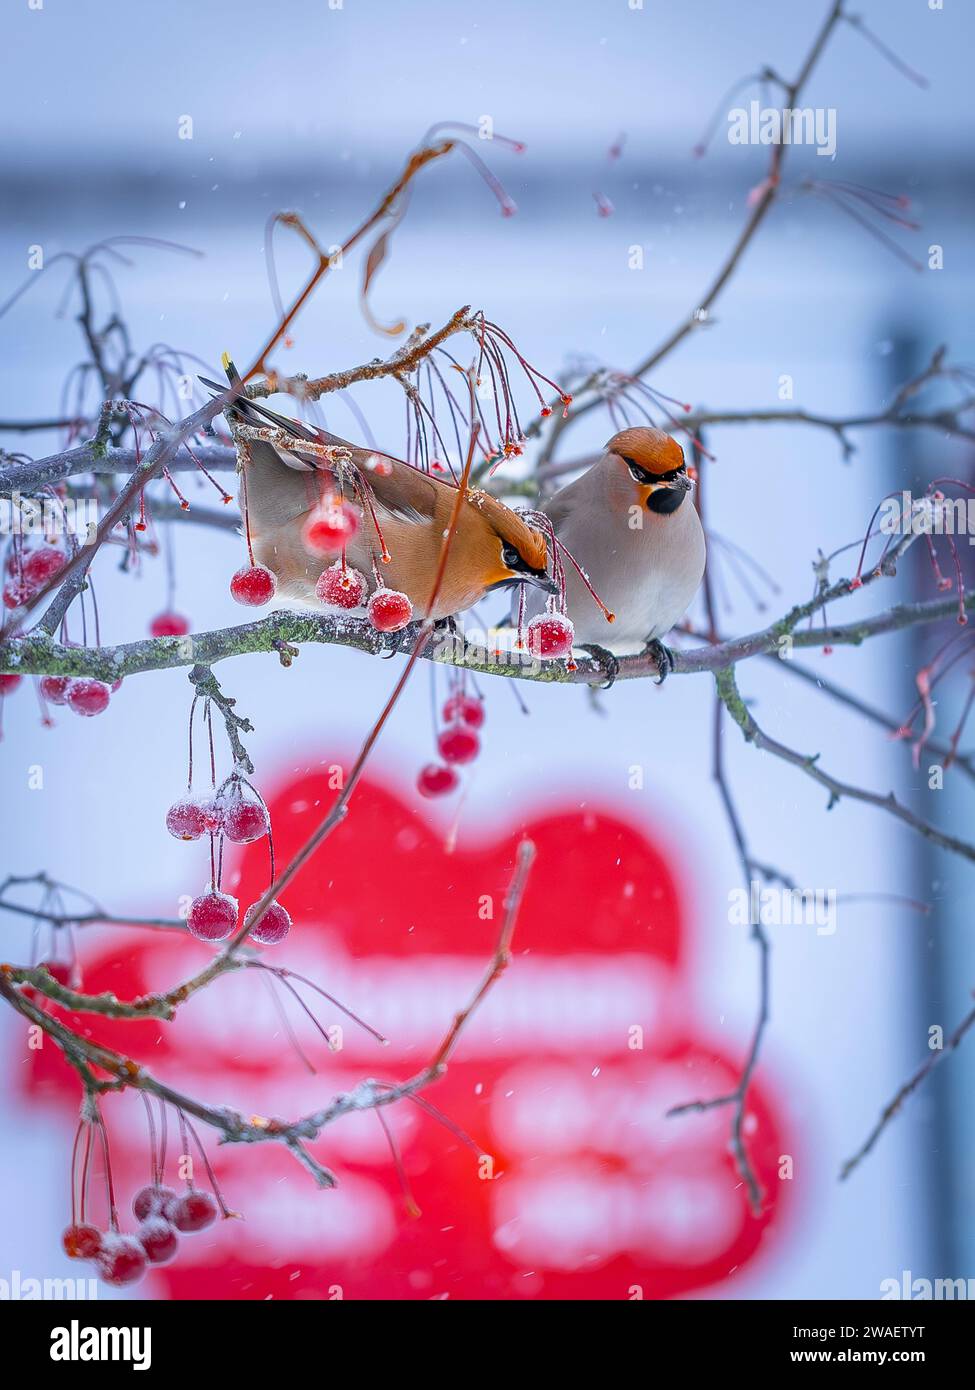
{"left": 580, "top": 644, "right": 620, "bottom": 691}
{"left": 644, "top": 638, "right": 675, "bottom": 684}
{"left": 383, "top": 616, "right": 456, "bottom": 659}
{"left": 380, "top": 627, "right": 411, "bottom": 659}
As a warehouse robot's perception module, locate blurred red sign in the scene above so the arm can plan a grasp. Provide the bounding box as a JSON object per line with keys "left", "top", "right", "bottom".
{"left": 22, "top": 761, "right": 790, "bottom": 1299}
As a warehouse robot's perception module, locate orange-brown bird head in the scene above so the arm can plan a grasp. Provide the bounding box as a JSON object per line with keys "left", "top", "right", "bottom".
{"left": 463, "top": 490, "right": 555, "bottom": 596}
{"left": 605, "top": 427, "right": 693, "bottom": 514}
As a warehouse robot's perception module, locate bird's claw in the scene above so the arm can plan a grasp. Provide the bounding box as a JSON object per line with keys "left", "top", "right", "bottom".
{"left": 380, "top": 628, "right": 409, "bottom": 659}
{"left": 382, "top": 615, "right": 455, "bottom": 659}
{"left": 580, "top": 644, "right": 620, "bottom": 691}
{"left": 644, "top": 638, "right": 675, "bottom": 684}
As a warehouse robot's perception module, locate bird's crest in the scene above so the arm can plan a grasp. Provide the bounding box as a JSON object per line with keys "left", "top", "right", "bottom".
{"left": 606, "top": 427, "right": 684, "bottom": 476}
{"left": 467, "top": 489, "right": 549, "bottom": 572}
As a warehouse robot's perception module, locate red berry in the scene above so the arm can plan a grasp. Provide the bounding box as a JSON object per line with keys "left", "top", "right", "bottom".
{"left": 187, "top": 891, "right": 238, "bottom": 943}
{"left": 526, "top": 612, "right": 575, "bottom": 660}
{"left": 417, "top": 763, "right": 459, "bottom": 797}
{"left": 150, "top": 611, "right": 190, "bottom": 638}
{"left": 197, "top": 796, "right": 226, "bottom": 834}
{"left": 222, "top": 798, "right": 269, "bottom": 845}
{"left": 302, "top": 498, "right": 359, "bottom": 554}
{"left": 315, "top": 561, "right": 368, "bottom": 609}
{"left": 138, "top": 1217, "right": 179, "bottom": 1264}
{"left": 133, "top": 1184, "right": 176, "bottom": 1222}
{"left": 442, "top": 694, "right": 484, "bottom": 730}
{"left": 23, "top": 546, "right": 65, "bottom": 587}
{"left": 65, "top": 677, "right": 111, "bottom": 717}
{"left": 166, "top": 798, "right": 207, "bottom": 841}
{"left": 167, "top": 1189, "right": 218, "bottom": 1233}
{"left": 96, "top": 1234, "right": 148, "bottom": 1286}
{"left": 62, "top": 1223, "right": 102, "bottom": 1260}
{"left": 0, "top": 673, "right": 21, "bottom": 695}
{"left": 437, "top": 726, "right": 480, "bottom": 765}
{"left": 39, "top": 675, "right": 70, "bottom": 705}
{"left": 243, "top": 899, "right": 292, "bottom": 945}
{"left": 2, "top": 582, "right": 31, "bottom": 609}
{"left": 367, "top": 587, "right": 413, "bottom": 633}
{"left": 230, "top": 563, "right": 277, "bottom": 606}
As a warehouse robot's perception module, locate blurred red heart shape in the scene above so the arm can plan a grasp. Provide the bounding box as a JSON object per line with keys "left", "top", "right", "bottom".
{"left": 23, "top": 760, "right": 791, "bottom": 1299}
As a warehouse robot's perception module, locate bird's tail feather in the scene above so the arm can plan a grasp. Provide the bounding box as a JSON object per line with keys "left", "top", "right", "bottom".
{"left": 197, "top": 355, "right": 318, "bottom": 441}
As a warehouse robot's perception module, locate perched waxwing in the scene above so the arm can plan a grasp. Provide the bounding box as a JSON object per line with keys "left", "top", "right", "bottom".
{"left": 522, "top": 426, "right": 706, "bottom": 679}
{"left": 203, "top": 360, "right": 556, "bottom": 624}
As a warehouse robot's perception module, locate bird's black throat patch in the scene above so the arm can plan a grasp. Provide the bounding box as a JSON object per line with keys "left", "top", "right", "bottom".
{"left": 647, "top": 487, "right": 687, "bottom": 515}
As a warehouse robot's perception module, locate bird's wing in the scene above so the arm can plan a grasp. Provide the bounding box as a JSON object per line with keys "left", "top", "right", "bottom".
{"left": 202, "top": 362, "right": 442, "bottom": 529}
{"left": 366, "top": 462, "right": 440, "bottom": 526}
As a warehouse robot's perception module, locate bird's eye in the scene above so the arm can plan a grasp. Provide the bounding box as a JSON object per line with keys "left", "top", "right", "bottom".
{"left": 623, "top": 456, "right": 654, "bottom": 485}
{"left": 502, "top": 542, "right": 523, "bottom": 570}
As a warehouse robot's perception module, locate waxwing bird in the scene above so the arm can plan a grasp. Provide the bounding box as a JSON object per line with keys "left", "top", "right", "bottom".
{"left": 521, "top": 426, "right": 706, "bottom": 681}
{"left": 203, "top": 360, "right": 555, "bottom": 623}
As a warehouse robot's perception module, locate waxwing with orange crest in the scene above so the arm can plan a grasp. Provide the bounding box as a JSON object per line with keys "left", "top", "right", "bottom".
{"left": 520, "top": 426, "right": 705, "bottom": 680}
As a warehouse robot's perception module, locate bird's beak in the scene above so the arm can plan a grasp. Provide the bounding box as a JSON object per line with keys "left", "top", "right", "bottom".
{"left": 486, "top": 570, "right": 558, "bottom": 596}
{"left": 656, "top": 471, "right": 694, "bottom": 493}
{"left": 525, "top": 570, "right": 559, "bottom": 594}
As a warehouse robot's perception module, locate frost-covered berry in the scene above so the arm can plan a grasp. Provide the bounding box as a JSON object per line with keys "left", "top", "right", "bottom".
{"left": 243, "top": 899, "right": 292, "bottom": 945}
{"left": 39, "top": 675, "right": 70, "bottom": 705}
{"left": 437, "top": 726, "right": 480, "bottom": 765}
{"left": 230, "top": 564, "right": 277, "bottom": 606}
{"left": 417, "top": 763, "right": 459, "bottom": 797}
{"left": 133, "top": 1184, "right": 176, "bottom": 1222}
{"left": 0, "top": 673, "right": 21, "bottom": 695}
{"left": 302, "top": 498, "right": 359, "bottom": 554}
{"left": 526, "top": 612, "right": 574, "bottom": 660}
{"left": 187, "top": 891, "right": 238, "bottom": 943}
{"left": 2, "top": 582, "right": 30, "bottom": 610}
{"left": 65, "top": 678, "right": 111, "bottom": 717}
{"left": 150, "top": 611, "right": 190, "bottom": 637}
{"left": 167, "top": 1189, "right": 218, "bottom": 1233}
{"left": 222, "top": 798, "right": 269, "bottom": 845}
{"left": 62, "top": 1223, "right": 102, "bottom": 1260}
{"left": 367, "top": 587, "right": 413, "bottom": 633}
{"left": 138, "top": 1217, "right": 179, "bottom": 1265}
{"left": 96, "top": 1233, "right": 148, "bottom": 1286}
{"left": 23, "top": 546, "right": 66, "bottom": 587}
{"left": 442, "top": 694, "right": 484, "bottom": 730}
{"left": 197, "top": 796, "right": 226, "bottom": 835}
{"left": 166, "top": 798, "right": 207, "bottom": 841}
{"left": 315, "top": 562, "right": 368, "bottom": 609}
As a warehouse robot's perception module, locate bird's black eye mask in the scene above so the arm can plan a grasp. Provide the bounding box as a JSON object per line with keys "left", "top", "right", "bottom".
{"left": 501, "top": 542, "right": 547, "bottom": 578}
{"left": 622, "top": 456, "right": 689, "bottom": 513}
{"left": 487, "top": 542, "right": 558, "bottom": 595}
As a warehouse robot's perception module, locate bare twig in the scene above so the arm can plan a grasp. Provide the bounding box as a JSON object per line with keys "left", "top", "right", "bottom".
{"left": 715, "top": 666, "right": 975, "bottom": 863}
{"left": 840, "top": 996, "right": 975, "bottom": 1180}
{"left": 0, "top": 838, "right": 535, "bottom": 1183}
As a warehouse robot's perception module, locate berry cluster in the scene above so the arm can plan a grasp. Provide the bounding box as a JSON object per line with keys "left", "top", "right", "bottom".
{"left": 3, "top": 539, "right": 66, "bottom": 610}
{"left": 417, "top": 684, "right": 486, "bottom": 798}
{"left": 167, "top": 776, "right": 291, "bottom": 946}
{"left": 40, "top": 675, "right": 115, "bottom": 718}
{"left": 167, "top": 686, "right": 292, "bottom": 946}
{"left": 1, "top": 532, "right": 122, "bottom": 725}
{"left": 62, "top": 1106, "right": 227, "bottom": 1287}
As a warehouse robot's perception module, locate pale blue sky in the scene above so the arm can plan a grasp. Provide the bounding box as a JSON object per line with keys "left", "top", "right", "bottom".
{"left": 2, "top": 0, "right": 971, "bottom": 173}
